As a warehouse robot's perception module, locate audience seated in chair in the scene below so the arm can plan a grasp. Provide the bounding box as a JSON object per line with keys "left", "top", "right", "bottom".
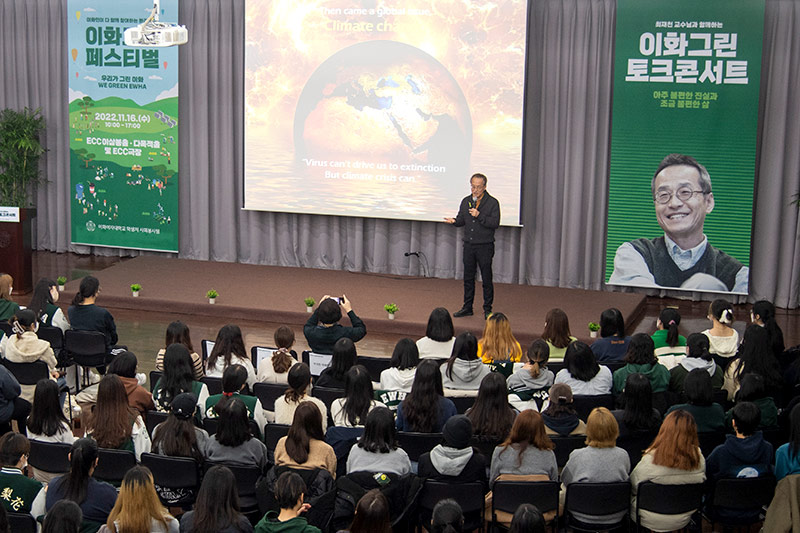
{"left": 205, "top": 364, "right": 267, "bottom": 432}
{"left": 540, "top": 383, "right": 586, "bottom": 437}
{"left": 542, "top": 308, "right": 576, "bottom": 362}
{"left": 467, "top": 372, "right": 516, "bottom": 443}
{"left": 611, "top": 373, "right": 662, "bottom": 437}
{"left": 179, "top": 465, "right": 253, "bottom": 533}
{"left": 441, "top": 332, "right": 490, "bottom": 391}
{"left": 379, "top": 338, "right": 419, "bottom": 393}
{"left": 723, "top": 325, "right": 784, "bottom": 403}
{"left": 775, "top": 404, "right": 800, "bottom": 481}
{"left": 590, "top": 308, "right": 631, "bottom": 363}
{"left": 315, "top": 338, "right": 355, "bottom": 390}
{"left": 725, "top": 374, "right": 778, "bottom": 430}
{"left": 255, "top": 471, "right": 320, "bottom": 533}
{"left": 702, "top": 299, "right": 740, "bottom": 366}
{"left": 155, "top": 321, "right": 204, "bottom": 380}
{"left": 28, "top": 278, "right": 70, "bottom": 333}
{"left": 76, "top": 351, "right": 154, "bottom": 416}
{"left": 27, "top": 379, "right": 76, "bottom": 482}
{"left": 98, "top": 465, "right": 178, "bottom": 533}
{"left": 256, "top": 326, "right": 299, "bottom": 385}
{"left": 42, "top": 500, "right": 82, "bottom": 533}
{"left": 67, "top": 276, "right": 120, "bottom": 356}
{"left": 650, "top": 308, "right": 687, "bottom": 369}
{"left": 0, "top": 433, "right": 46, "bottom": 519}
{"left": 478, "top": 313, "right": 522, "bottom": 377}
{"left": 0, "top": 309, "right": 60, "bottom": 403}
{"left": 430, "top": 498, "right": 464, "bottom": 533}
{"left": 418, "top": 414, "right": 488, "bottom": 491}
{"left": 152, "top": 343, "right": 208, "bottom": 419}
{"left": 669, "top": 332, "right": 724, "bottom": 397}
{"left": 613, "top": 333, "right": 670, "bottom": 396}
{"left": 416, "top": 307, "right": 456, "bottom": 360}
{"left": 507, "top": 339, "right": 553, "bottom": 410}
{"left": 489, "top": 409, "right": 557, "bottom": 486}
{"left": 395, "top": 359, "right": 456, "bottom": 433}
{"left": 204, "top": 397, "right": 268, "bottom": 471}
{"left": 275, "top": 402, "right": 336, "bottom": 478}
{"left": 331, "top": 365, "right": 385, "bottom": 428}
{"left": 667, "top": 367, "right": 725, "bottom": 433}
{"left": 87, "top": 374, "right": 150, "bottom": 460}
{"left": 554, "top": 341, "right": 612, "bottom": 396}
{"left": 274, "top": 363, "right": 328, "bottom": 432}
{"left": 205, "top": 325, "right": 257, "bottom": 391}
{"left": 508, "top": 503, "right": 545, "bottom": 533}
{"left": 347, "top": 407, "right": 410, "bottom": 475}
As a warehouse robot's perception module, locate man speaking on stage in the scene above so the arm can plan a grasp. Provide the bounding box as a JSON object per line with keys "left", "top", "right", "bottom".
{"left": 444, "top": 173, "right": 501, "bottom": 318}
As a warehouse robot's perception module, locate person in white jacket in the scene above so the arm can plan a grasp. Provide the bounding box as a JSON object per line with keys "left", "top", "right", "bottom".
{"left": 702, "top": 299, "right": 739, "bottom": 365}
{"left": 379, "top": 338, "right": 419, "bottom": 393}
{"left": 441, "top": 332, "right": 490, "bottom": 390}
{"left": 0, "top": 309, "right": 61, "bottom": 402}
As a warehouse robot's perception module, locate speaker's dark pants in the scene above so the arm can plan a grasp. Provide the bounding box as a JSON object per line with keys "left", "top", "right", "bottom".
{"left": 463, "top": 242, "right": 494, "bottom": 312}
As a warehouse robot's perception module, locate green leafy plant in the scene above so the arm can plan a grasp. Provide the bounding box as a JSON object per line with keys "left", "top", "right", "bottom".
{"left": 206, "top": 289, "right": 218, "bottom": 299}
{"left": 0, "top": 107, "right": 47, "bottom": 207}
{"left": 130, "top": 284, "right": 142, "bottom": 292}
{"left": 56, "top": 276, "right": 67, "bottom": 285}
{"left": 384, "top": 303, "right": 399, "bottom": 314}
{"left": 588, "top": 322, "right": 601, "bottom": 332}
{"left": 304, "top": 297, "right": 315, "bottom": 307}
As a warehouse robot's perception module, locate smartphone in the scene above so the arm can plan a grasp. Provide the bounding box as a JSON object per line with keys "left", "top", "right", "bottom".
{"left": 330, "top": 296, "right": 343, "bottom": 304}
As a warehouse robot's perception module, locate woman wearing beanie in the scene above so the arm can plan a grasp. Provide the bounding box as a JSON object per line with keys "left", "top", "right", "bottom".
{"left": 418, "top": 415, "right": 488, "bottom": 490}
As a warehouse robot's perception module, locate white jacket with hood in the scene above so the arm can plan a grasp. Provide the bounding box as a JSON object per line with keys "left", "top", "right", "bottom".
{"left": 441, "top": 358, "right": 491, "bottom": 390}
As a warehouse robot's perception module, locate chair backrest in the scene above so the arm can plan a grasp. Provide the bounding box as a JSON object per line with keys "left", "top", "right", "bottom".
{"left": 38, "top": 324, "right": 64, "bottom": 351}
{"left": 0, "top": 358, "right": 50, "bottom": 386}
{"left": 711, "top": 475, "right": 777, "bottom": 510}
{"left": 263, "top": 424, "right": 291, "bottom": 450}
{"left": 251, "top": 345, "right": 278, "bottom": 369}
{"left": 492, "top": 480, "right": 560, "bottom": 516}
{"left": 93, "top": 448, "right": 137, "bottom": 485}
{"left": 302, "top": 351, "right": 332, "bottom": 377}
{"left": 203, "top": 417, "right": 262, "bottom": 440}
{"left": 201, "top": 376, "right": 223, "bottom": 396}
{"left": 617, "top": 430, "right": 657, "bottom": 467}
{"left": 28, "top": 440, "right": 71, "bottom": 474}
{"left": 201, "top": 339, "right": 214, "bottom": 362}
{"left": 149, "top": 370, "right": 163, "bottom": 392}
{"left": 7, "top": 512, "right": 37, "bottom": 533}
{"left": 419, "top": 480, "right": 484, "bottom": 514}
{"left": 636, "top": 481, "right": 704, "bottom": 516}
{"left": 145, "top": 410, "right": 170, "bottom": 438}
{"left": 357, "top": 356, "right": 391, "bottom": 382}
{"left": 565, "top": 481, "right": 631, "bottom": 518}
{"left": 450, "top": 396, "right": 475, "bottom": 414}
{"left": 698, "top": 431, "right": 726, "bottom": 457}
{"left": 204, "top": 461, "right": 263, "bottom": 510}
{"left": 0, "top": 322, "right": 12, "bottom": 338}
{"left": 396, "top": 432, "right": 443, "bottom": 462}
{"left": 253, "top": 382, "right": 289, "bottom": 411}
{"left": 551, "top": 435, "right": 588, "bottom": 468}
{"left": 311, "top": 386, "right": 344, "bottom": 410}
{"left": 140, "top": 453, "right": 200, "bottom": 491}
{"left": 64, "top": 330, "right": 108, "bottom": 365}
{"left": 572, "top": 394, "right": 615, "bottom": 420}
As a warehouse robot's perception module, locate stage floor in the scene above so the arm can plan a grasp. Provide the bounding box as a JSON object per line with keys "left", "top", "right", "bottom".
{"left": 63, "top": 256, "right": 647, "bottom": 347}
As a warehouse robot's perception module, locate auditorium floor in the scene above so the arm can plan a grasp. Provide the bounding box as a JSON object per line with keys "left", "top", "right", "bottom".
{"left": 19, "top": 251, "right": 800, "bottom": 387}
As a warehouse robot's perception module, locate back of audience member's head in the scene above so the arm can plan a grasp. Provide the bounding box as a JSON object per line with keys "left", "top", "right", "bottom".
{"left": 191, "top": 465, "right": 241, "bottom": 533}
{"left": 152, "top": 393, "right": 201, "bottom": 461}
{"left": 501, "top": 410, "right": 554, "bottom": 459}
{"left": 0, "top": 432, "right": 28, "bottom": 467}
{"left": 735, "top": 326, "right": 782, "bottom": 388}
{"left": 426, "top": 307, "right": 455, "bottom": 342}
{"left": 390, "top": 338, "right": 420, "bottom": 370}
{"left": 524, "top": 339, "right": 550, "bottom": 378}
{"left": 317, "top": 298, "right": 342, "bottom": 325}
{"left": 220, "top": 364, "right": 248, "bottom": 396}
{"left": 647, "top": 410, "right": 701, "bottom": 471}
{"left": 431, "top": 498, "right": 464, "bottom": 533}
{"left": 92, "top": 374, "right": 134, "bottom": 449}
{"left": 286, "top": 401, "right": 324, "bottom": 464}
{"left": 330, "top": 337, "right": 357, "bottom": 380}
{"left": 446, "top": 331, "right": 479, "bottom": 380}
{"left": 709, "top": 299, "right": 734, "bottom": 325}
{"left": 684, "top": 368, "right": 713, "bottom": 406}
{"left": 731, "top": 401, "right": 761, "bottom": 437}
{"left": 342, "top": 365, "right": 374, "bottom": 426}
{"left": 27, "top": 277, "right": 58, "bottom": 321}
{"left": 542, "top": 383, "right": 576, "bottom": 418}
{"left": 10, "top": 308, "right": 36, "bottom": 337}
{"left": 349, "top": 489, "right": 392, "bottom": 533}
{"left": 467, "top": 372, "right": 514, "bottom": 440}
{"left": 441, "top": 414, "right": 473, "bottom": 450}
{"left": 107, "top": 465, "right": 170, "bottom": 532}
{"left": 64, "top": 438, "right": 99, "bottom": 504}
{"left": 401, "top": 359, "right": 445, "bottom": 433}
{"left": 599, "top": 308, "right": 626, "bottom": 338}
{"left": 42, "top": 500, "right": 82, "bottom": 533}
{"left": 686, "top": 333, "right": 712, "bottom": 361}
{"left": 752, "top": 299, "right": 785, "bottom": 356}
{"left": 272, "top": 326, "right": 296, "bottom": 374}
{"left": 624, "top": 333, "right": 656, "bottom": 365}
{"left": 164, "top": 320, "right": 194, "bottom": 353}
{"left": 27, "top": 378, "right": 69, "bottom": 438}
{"left": 657, "top": 307, "right": 682, "bottom": 347}
{"left": 564, "top": 341, "right": 599, "bottom": 382}
{"left": 107, "top": 350, "right": 138, "bottom": 379}
{"left": 789, "top": 404, "right": 800, "bottom": 459}
{"left": 215, "top": 397, "right": 252, "bottom": 448}
{"left": 71, "top": 275, "right": 99, "bottom": 306}
{"left": 160, "top": 343, "right": 194, "bottom": 408}
{"left": 358, "top": 407, "right": 397, "bottom": 453}
{"left": 481, "top": 312, "right": 522, "bottom": 361}
{"left": 585, "top": 407, "right": 619, "bottom": 448}
{"left": 543, "top": 308, "right": 572, "bottom": 349}
{"left": 275, "top": 471, "right": 306, "bottom": 510}
{"left": 736, "top": 373, "right": 768, "bottom": 403}
{"left": 621, "top": 373, "right": 656, "bottom": 430}
{"left": 509, "top": 503, "right": 546, "bottom": 533}
{"left": 208, "top": 324, "right": 247, "bottom": 369}
{"left": 286, "top": 363, "right": 312, "bottom": 402}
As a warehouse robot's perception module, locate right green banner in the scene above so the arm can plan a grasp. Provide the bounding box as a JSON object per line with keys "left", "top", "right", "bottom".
{"left": 606, "top": 0, "right": 764, "bottom": 295}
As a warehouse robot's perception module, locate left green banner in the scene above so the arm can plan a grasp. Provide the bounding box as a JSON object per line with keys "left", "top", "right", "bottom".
{"left": 68, "top": 0, "right": 179, "bottom": 252}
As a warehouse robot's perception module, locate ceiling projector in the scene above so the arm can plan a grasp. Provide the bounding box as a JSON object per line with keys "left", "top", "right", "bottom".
{"left": 124, "top": 0, "right": 188, "bottom": 47}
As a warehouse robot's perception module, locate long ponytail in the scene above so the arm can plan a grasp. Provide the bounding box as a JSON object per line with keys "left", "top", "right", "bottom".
{"left": 659, "top": 308, "right": 681, "bottom": 347}
{"left": 754, "top": 300, "right": 785, "bottom": 356}
{"left": 71, "top": 276, "right": 99, "bottom": 306}
{"left": 63, "top": 438, "right": 98, "bottom": 504}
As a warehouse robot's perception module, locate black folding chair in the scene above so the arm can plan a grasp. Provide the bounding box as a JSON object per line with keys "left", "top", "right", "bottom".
{"left": 94, "top": 448, "right": 137, "bottom": 486}
{"left": 7, "top": 513, "right": 36, "bottom": 533}
{"left": 0, "top": 359, "right": 72, "bottom": 422}
{"left": 450, "top": 395, "right": 475, "bottom": 414}
{"left": 697, "top": 431, "right": 726, "bottom": 457}
{"left": 635, "top": 481, "right": 704, "bottom": 532}
{"left": 204, "top": 461, "right": 265, "bottom": 515}
{"left": 492, "top": 480, "right": 560, "bottom": 532}
{"left": 0, "top": 322, "right": 12, "bottom": 338}
{"left": 564, "top": 481, "right": 631, "bottom": 532}
{"left": 201, "top": 376, "right": 222, "bottom": 396}
{"left": 572, "top": 394, "right": 615, "bottom": 421}
{"left": 417, "top": 481, "right": 484, "bottom": 532}
{"left": 263, "top": 423, "right": 291, "bottom": 450}
{"left": 357, "top": 355, "right": 391, "bottom": 382}
{"left": 64, "top": 330, "right": 110, "bottom": 392}
{"left": 141, "top": 453, "right": 201, "bottom": 506}
{"left": 397, "top": 432, "right": 443, "bottom": 463}
{"left": 28, "top": 440, "right": 71, "bottom": 475}
{"left": 551, "top": 435, "right": 587, "bottom": 468}
{"left": 149, "top": 370, "right": 163, "bottom": 392}
{"left": 37, "top": 325, "right": 65, "bottom": 364}
{"left": 311, "top": 386, "right": 344, "bottom": 410}
{"left": 145, "top": 410, "right": 170, "bottom": 438}
{"left": 705, "top": 475, "right": 777, "bottom": 530}
{"left": 617, "top": 430, "right": 657, "bottom": 467}
{"left": 253, "top": 382, "right": 289, "bottom": 411}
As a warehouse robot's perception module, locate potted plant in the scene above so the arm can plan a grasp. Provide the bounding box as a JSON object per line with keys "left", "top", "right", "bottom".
{"left": 0, "top": 107, "right": 46, "bottom": 293}
{"left": 588, "top": 322, "right": 601, "bottom": 339}
{"left": 206, "top": 289, "right": 218, "bottom": 304}
{"left": 56, "top": 276, "right": 67, "bottom": 292}
{"left": 384, "top": 303, "right": 398, "bottom": 320}
{"left": 304, "top": 297, "right": 315, "bottom": 313}
{"left": 130, "top": 283, "right": 142, "bottom": 297}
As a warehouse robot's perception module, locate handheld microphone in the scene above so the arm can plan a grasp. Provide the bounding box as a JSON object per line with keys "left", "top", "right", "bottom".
{"left": 469, "top": 196, "right": 476, "bottom": 208}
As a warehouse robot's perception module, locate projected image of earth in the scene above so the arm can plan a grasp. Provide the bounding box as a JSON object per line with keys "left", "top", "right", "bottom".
{"left": 294, "top": 40, "right": 472, "bottom": 180}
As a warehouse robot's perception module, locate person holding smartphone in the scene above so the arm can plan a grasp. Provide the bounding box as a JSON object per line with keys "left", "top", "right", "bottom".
{"left": 303, "top": 294, "right": 366, "bottom": 354}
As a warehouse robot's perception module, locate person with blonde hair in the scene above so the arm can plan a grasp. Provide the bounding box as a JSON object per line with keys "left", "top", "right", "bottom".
{"left": 0, "top": 274, "right": 20, "bottom": 322}
{"left": 630, "top": 410, "right": 706, "bottom": 532}
{"left": 702, "top": 299, "right": 739, "bottom": 366}
{"left": 478, "top": 313, "right": 522, "bottom": 376}
{"left": 101, "top": 465, "right": 178, "bottom": 532}
{"left": 560, "top": 407, "right": 630, "bottom": 524}
{"left": 541, "top": 309, "right": 576, "bottom": 361}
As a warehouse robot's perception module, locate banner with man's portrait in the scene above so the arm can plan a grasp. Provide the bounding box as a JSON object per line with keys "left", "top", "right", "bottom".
{"left": 605, "top": 0, "right": 764, "bottom": 295}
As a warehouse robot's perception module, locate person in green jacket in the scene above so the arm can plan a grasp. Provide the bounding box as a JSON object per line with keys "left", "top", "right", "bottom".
{"left": 255, "top": 472, "right": 319, "bottom": 533}
{"left": 651, "top": 308, "right": 688, "bottom": 368}
{"left": 613, "top": 333, "right": 670, "bottom": 395}
{"left": 0, "top": 274, "right": 21, "bottom": 322}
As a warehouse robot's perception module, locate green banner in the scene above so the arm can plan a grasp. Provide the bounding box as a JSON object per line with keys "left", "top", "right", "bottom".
{"left": 68, "top": 1, "right": 179, "bottom": 252}
{"left": 606, "top": 0, "right": 764, "bottom": 295}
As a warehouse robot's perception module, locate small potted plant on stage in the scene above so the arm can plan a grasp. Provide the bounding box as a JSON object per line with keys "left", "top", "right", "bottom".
{"left": 57, "top": 276, "right": 67, "bottom": 291}
{"left": 385, "top": 303, "right": 398, "bottom": 320}
{"left": 206, "top": 289, "right": 218, "bottom": 304}
{"left": 588, "top": 321, "right": 600, "bottom": 339}
{"left": 130, "top": 283, "right": 141, "bottom": 297}
{"left": 304, "top": 297, "right": 315, "bottom": 313}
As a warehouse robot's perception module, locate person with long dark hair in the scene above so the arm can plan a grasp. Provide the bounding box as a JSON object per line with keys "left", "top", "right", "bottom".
{"left": 206, "top": 324, "right": 256, "bottom": 390}
{"left": 67, "top": 276, "right": 119, "bottom": 353}
{"left": 179, "top": 465, "right": 253, "bottom": 532}
{"left": 347, "top": 489, "right": 392, "bottom": 533}
{"left": 540, "top": 383, "right": 586, "bottom": 436}
{"left": 554, "top": 341, "right": 612, "bottom": 395}
{"left": 45, "top": 438, "right": 118, "bottom": 526}
{"left": 751, "top": 300, "right": 785, "bottom": 359}
{"left": 396, "top": 359, "right": 456, "bottom": 433}
{"left": 651, "top": 308, "right": 687, "bottom": 368}
{"left": 507, "top": 340, "right": 553, "bottom": 410}
{"left": 0, "top": 433, "right": 46, "bottom": 518}
{"left": 316, "top": 337, "right": 356, "bottom": 389}
{"left": 88, "top": 374, "right": 151, "bottom": 459}
{"left": 441, "top": 332, "right": 490, "bottom": 390}
{"left": 466, "top": 372, "right": 516, "bottom": 441}
{"left": 666, "top": 368, "right": 724, "bottom": 433}
{"left": 254, "top": 472, "right": 319, "bottom": 533}
{"left": 723, "top": 324, "right": 783, "bottom": 401}
{"left": 42, "top": 500, "right": 83, "bottom": 533}
{"left": 347, "top": 407, "right": 410, "bottom": 474}
{"left": 28, "top": 277, "right": 69, "bottom": 332}
{"left": 27, "top": 379, "right": 75, "bottom": 481}
{"left": 416, "top": 307, "right": 456, "bottom": 359}
{"left": 0, "top": 363, "right": 29, "bottom": 436}
{"left": 775, "top": 404, "right": 800, "bottom": 480}
{"left": 257, "top": 326, "right": 299, "bottom": 384}
{"left": 76, "top": 350, "right": 155, "bottom": 416}
{"left": 590, "top": 308, "right": 631, "bottom": 362}
{"left": 541, "top": 308, "right": 576, "bottom": 361}
{"left": 331, "top": 365, "right": 386, "bottom": 427}
{"left": 0, "top": 274, "right": 20, "bottom": 321}
{"left": 612, "top": 333, "right": 670, "bottom": 395}
{"left": 104, "top": 465, "right": 178, "bottom": 532}
{"left": 204, "top": 364, "right": 267, "bottom": 432}
{"left": 379, "top": 338, "right": 419, "bottom": 393}
{"left": 489, "top": 410, "right": 557, "bottom": 485}
{"left": 0, "top": 308, "right": 59, "bottom": 402}
{"left": 152, "top": 343, "right": 209, "bottom": 417}
{"left": 669, "top": 333, "right": 723, "bottom": 396}
{"left": 508, "top": 504, "right": 545, "bottom": 533}
{"left": 274, "top": 363, "right": 328, "bottom": 431}
{"left": 204, "top": 397, "right": 268, "bottom": 470}
{"left": 275, "top": 402, "right": 336, "bottom": 477}
{"left": 611, "top": 373, "right": 662, "bottom": 437}
{"left": 702, "top": 299, "right": 739, "bottom": 367}
{"left": 725, "top": 374, "right": 778, "bottom": 429}
{"left": 419, "top": 415, "right": 488, "bottom": 488}
{"left": 155, "top": 321, "right": 203, "bottom": 379}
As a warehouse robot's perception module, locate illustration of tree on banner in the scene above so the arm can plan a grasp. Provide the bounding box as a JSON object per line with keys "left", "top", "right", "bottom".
{"left": 73, "top": 148, "right": 96, "bottom": 168}
{"left": 78, "top": 96, "right": 94, "bottom": 122}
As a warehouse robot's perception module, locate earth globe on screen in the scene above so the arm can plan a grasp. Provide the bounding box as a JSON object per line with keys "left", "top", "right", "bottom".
{"left": 294, "top": 40, "right": 472, "bottom": 177}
